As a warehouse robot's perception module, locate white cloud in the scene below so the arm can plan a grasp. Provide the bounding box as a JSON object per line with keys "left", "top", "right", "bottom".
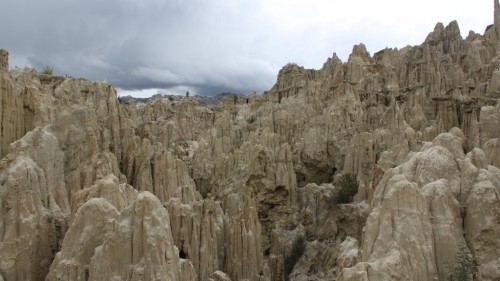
{"left": 117, "top": 86, "right": 197, "bottom": 98}
{"left": 118, "top": 88, "right": 161, "bottom": 98}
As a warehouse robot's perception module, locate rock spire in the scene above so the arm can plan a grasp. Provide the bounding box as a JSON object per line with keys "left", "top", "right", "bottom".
{"left": 0, "top": 49, "right": 7, "bottom": 71}
{"left": 495, "top": 0, "right": 500, "bottom": 26}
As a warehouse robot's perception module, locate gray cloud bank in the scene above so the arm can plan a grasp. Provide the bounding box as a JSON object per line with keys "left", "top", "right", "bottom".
{"left": 0, "top": 0, "right": 492, "bottom": 96}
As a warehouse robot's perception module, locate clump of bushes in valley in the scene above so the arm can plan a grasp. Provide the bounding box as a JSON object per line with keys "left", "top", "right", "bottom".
{"left": 446, "top": 244, "right": 478, "bottom": 281}
{"left": 308, "top": 170, "right": 330, "bottom": 185}
{"left": 334, "top": 172, "right": 358, "bottom": 204}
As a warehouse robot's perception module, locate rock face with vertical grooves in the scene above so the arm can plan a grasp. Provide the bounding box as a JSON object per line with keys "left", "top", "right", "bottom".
{"left": 338, "top": 130, "right": 500, "bottom": 281}
{"left": 0, "top": 2, "right": 500, "bottom": 281}
{"left": 87, "top": 192, "right": 183, "bottom": 281}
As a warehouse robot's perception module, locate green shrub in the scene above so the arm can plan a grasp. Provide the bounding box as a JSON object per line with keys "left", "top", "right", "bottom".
{"left": 284, "top": 236, "right": 306, "bottom": 280}
{"left": 308, "top": 171, "right": 330, "bottom": 185}
{"left": 446, "top": 244, "right": 478, "bottom": 281}
{"left": 334, "top": 173, "right": 358, "bottom": 203}
{"left": 40, "top": 66, "right": 53, "bottom": 75}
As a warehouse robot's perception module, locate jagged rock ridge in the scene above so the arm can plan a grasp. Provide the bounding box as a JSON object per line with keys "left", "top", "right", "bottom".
{"left": 0, "top": 2, "right": 500, "bottom": 281}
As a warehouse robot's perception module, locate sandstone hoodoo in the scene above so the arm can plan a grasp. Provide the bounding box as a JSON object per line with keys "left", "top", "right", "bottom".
{"left": 1, "top": 2, "right": 500, "bottom": 281}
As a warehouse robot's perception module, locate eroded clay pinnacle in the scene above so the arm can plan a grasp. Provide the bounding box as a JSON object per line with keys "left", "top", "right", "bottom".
{"left": 495, "top": 0, "right": 500, "bottom": 26}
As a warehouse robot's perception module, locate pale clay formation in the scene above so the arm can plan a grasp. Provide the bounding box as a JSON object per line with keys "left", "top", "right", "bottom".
{"left": 0, "top": 2, "right": 500, "bottom": 281}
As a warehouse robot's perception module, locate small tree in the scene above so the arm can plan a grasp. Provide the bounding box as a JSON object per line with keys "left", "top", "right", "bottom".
{"left": 40, "top": 66, "right": 53, "bottom": 75}
{"left": 334, "top": 173, "right": 358, "bottom": 203}
{"left": 446, "top": 244, "right": 478, "bottom": 281}
{"left": 284, "top": 236, "right": 306, "bottom": 280}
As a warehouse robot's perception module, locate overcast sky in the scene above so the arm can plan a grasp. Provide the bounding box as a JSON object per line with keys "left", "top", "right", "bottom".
{"left": 0, "top": 0, "right": 494, "bottom": 97}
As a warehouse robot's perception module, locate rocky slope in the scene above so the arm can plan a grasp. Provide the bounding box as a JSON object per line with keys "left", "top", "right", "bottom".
{"left": 1, "top": 2, "right": 500, "bottom": 281}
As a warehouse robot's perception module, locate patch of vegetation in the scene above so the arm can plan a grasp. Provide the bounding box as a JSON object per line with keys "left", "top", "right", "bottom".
{"left": 308, "top": 170, "right": 330, "bottom": 185}
{"left": 446, "top": 244, "right": 478, "bottom": 281}
{"left": 40, "top": 66, "right": 54, "bottom": 75}
{"left": 284, "top": 236, "right": 306, "bottom": 280}
{"left": 334, "top": 173, "right": 358, "bottom": 204}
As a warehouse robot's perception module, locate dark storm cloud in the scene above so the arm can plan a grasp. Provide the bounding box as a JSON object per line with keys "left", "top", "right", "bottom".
{"left": 1, "top": 0, "right": 277, "bottom": 95}
{"left": 0, "top": 0, "right": 492, "bottom": 96}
